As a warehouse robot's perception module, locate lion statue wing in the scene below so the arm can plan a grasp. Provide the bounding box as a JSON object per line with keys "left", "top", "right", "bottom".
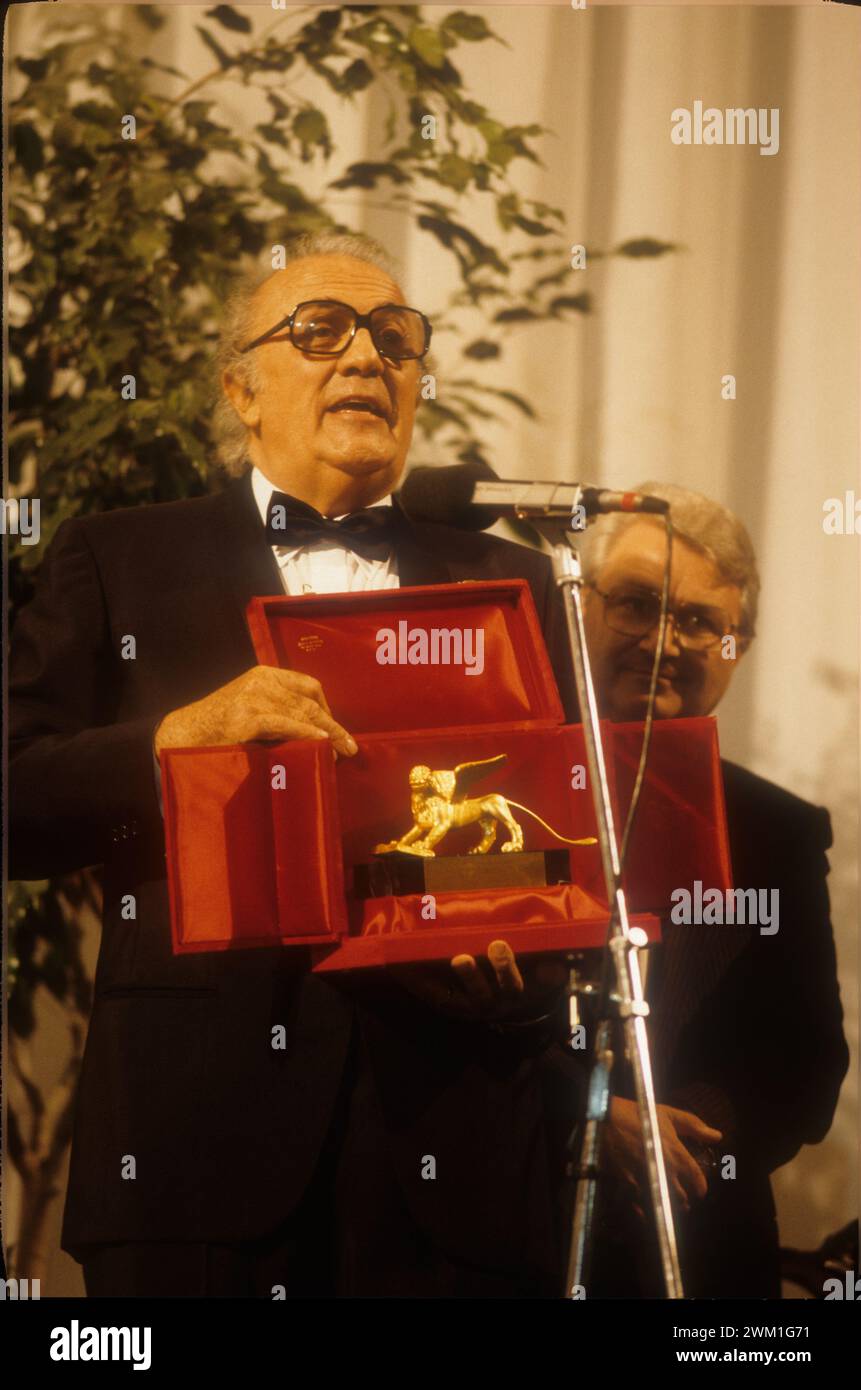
{"left": 452, "top": 755, "right": 508, "bottom": 802}
{"left": 428, "top": 769, "right": 457, "bottom": 801}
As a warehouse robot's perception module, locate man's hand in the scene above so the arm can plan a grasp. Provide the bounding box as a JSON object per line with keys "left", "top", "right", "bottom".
{"left": 603, "top": 1096, "right": 722, "bottom": 1217}
{"left": 154, "top": 665, "right": 357, "bottom": 758}
{"left": 391, "top": 940, "right": 568, "bottom": 1024}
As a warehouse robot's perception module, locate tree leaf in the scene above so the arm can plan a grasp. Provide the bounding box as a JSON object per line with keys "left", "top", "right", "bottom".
{"left": 480, "top": 387, "right": 536, "bottom": 419}
{"left": 513, "top": 214, "right": 552, "bottom": 237}
{"left": 140, "top": 57, "right": 189, "bottom": 80}
{"left": 456, "top": 99, "right": 486, "bottom": 125}
{"left": 530, "top": 200, "right": 565, "bottom": 223}
{"left": 407, "top": 24, "right": 446, "bottom": 70}
{"left": 418, "top": 399, "right": 473, "bottom": 432}
{"left": 417, "top": 210, "right": 508, "bottom": 275}
{"left": 137, "top": 6, "right": 166, "bottom": 31}
{"left": 464, "top": 339, "right": 500, "bottom": 360}
{"left": 493, "top": 307, "right": 538, "bottom": 323}
{"left": 443, "top": 12, "right": 493, "bottom": 42}
{"left": 256, "top": 123, "right": 289, "bottom": 148}
{"left": 15, "top": 56, "right": 51, "bottom": 81}
{"left": 342, "top": 58, "right": 374, "bottom": 92}
{"left": 449, "top": 392, "right": 498, "bottom": 422}
{"left": 205, "top": 5, "right": 252, "bottom": 34}
{"left": 12, "top": 123, "right": 44, "bottom": 177}
{"left": 614, "top": 237, "right": 677, "bottom": 258}
{"left": 292, "top": 108, "right": 331, "bottom": 159}
{"left": 195, "top": 25, "right": 235, "bottom": 70}
{"left": 550, "top": 293, "right": 592, "bottom": 314}
{"left": 329, "top": 161, "right": 410, "bottom": 189}
{"left": 435, "top": 153, "right": 473, "bottom": 192}
{"left": 260, "top": 175, "right": 320, "bottom": 213}
{"left": 183, "top": 100, "right": 214, "bottom": 127}
{"left": 71, "top": 100, "right": 118, "bottom": 125}
{"left": 267, "top": 92, "right": 291, "bottom": 121}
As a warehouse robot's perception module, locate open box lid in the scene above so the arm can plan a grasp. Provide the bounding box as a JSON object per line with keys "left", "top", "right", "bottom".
{"left": 246, "top": 579, "right": 565, "bottom": 735}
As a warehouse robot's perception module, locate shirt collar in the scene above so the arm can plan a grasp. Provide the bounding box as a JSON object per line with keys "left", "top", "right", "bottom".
{"left": 250, "top": 465, "right": 393, "bottom": 533}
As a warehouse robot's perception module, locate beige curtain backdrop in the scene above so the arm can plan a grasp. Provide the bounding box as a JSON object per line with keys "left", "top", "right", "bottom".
{"left": 5, "top": 2, "right": 859, "bottom": 1295}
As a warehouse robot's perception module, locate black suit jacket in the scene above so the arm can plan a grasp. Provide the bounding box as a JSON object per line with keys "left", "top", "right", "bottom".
{"left": 8, "top": 470, "right": 575, "bottom": 1283}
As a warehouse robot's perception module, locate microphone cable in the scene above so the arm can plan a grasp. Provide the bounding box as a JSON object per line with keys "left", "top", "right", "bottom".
{"left": 615, "top": 512, "right": 674, "bottom": 881}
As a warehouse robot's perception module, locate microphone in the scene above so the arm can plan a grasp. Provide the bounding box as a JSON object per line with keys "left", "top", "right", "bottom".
{"left": 397, "top": 462, "right": 670, "bottom": 530}
{"left": 579, "top": 487, "right": 670, "bottom": 517}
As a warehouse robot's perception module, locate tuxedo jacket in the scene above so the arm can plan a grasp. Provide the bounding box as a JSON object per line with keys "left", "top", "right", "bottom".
{"left": 8, "top": 469, "right": 576, "bottom": 1283}
{"left": 9, "top": 470, "right": 848, "bottom": 1295}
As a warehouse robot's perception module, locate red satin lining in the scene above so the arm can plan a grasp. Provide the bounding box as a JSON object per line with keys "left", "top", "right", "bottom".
{"left": 164, "top": 740, "right": 346, "bottom": 952}
{"left": 608, "top": 717, "right": 734, "bottom": 897}
{"left": 270, "top": 740, "right": 348, "bottom": 938}
{"left": 164, "top": 744, "right": 277, "bottom": 948}
{"left": 245, "top": 580, "right": 564, "bottom": 735}
{"left": 360, "top": 882, "right": 610, "bottom": 937}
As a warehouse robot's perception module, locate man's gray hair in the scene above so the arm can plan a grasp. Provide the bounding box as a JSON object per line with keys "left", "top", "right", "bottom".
{"left": 578, "top": 480, "right": 760, "bottom": 638}
{"left": 211, "top": 231, "right": 403, "bottom": 477}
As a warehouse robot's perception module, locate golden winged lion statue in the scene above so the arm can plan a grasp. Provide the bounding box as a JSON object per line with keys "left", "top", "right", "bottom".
{"left": 374, "top": 755, "right": 596, "bottom": 859}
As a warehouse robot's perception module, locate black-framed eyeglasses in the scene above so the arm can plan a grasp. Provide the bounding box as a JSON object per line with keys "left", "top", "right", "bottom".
{"left": 588, "top": 583, "right": 739, "bottom": 651}
{"left": 238, "top": 299, "right": 432, "bottom": 360}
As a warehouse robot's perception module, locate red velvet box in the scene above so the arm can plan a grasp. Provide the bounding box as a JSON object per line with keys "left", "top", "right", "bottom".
{"left": 162, "top": 581, "right": 732, "bottom": 969}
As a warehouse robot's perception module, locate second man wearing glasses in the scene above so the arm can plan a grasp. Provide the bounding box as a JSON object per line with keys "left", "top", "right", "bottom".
{"left": 551, "top": 483, "right": 848, "bottom": 1298}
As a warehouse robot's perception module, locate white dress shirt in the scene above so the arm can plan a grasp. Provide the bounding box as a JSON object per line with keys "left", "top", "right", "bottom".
{"left": 251, "top": 466, "right": 400, "bottom": 596}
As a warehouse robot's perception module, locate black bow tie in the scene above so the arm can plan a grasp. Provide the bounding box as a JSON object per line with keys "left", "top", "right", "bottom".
{"left": 265, "top": 491, "right": 398, "bottom": 561}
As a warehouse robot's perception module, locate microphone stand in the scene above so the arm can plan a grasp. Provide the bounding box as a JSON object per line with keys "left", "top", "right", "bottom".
{"left": 528, "top": 510, "right": 684, "bottom": 1301}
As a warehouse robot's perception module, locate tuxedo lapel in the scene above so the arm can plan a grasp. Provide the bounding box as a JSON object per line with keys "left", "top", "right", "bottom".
{"left": 181, "top": 471, "right": 287, "bottom": 682}
{"left": 216, "top": 470, "right": 286, "bottom": 603}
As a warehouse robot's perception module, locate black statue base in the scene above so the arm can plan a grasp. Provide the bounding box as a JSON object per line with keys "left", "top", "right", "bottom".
{"left": 353, "top": 848, "right": 571, "bottom": 899}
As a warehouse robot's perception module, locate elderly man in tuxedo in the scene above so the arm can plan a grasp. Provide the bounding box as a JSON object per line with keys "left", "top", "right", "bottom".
{"left": 9, "top": 231, "right": 579, "bottom": 1299}
{"left": 549, "top": 484, "right": 849, "bottom": 1298}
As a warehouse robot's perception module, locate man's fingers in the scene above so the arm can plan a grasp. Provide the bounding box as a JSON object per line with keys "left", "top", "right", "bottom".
{"left": 666, "top": 1107, "right": 722, "bottom": 1143}
{"left": 450, "top": 955, "right": 495, "bottom": 1005}
{"left": 259, "top": 668, "right": 357, "bottom": 753}
{"left": 401, "top": 944, "right": 544, "bottom": 1019}
{"left": 678, "top": 1167, "right": 706, "bottom": 1205}
{"left": 667, "top": 1136, "right": 709, "bottom": 1202}
{"left": 486, "top": 940, "right": 524, "bottom": 996}
{"left": 271, "top": 667, "right": 334, "bottom": 715}
{"left": 308, "top": 713, "right": 358, "bottom": 756}
{"left": 255, "top": 717, "right": 332, "bottom": 745}
{"left": 688, "top": 1162, "right": 709, "bottom": 1203}
{"left": 173, "top": 666, "right": 358, "bottom": 752}
{"left": 291, "top": 697, "right": 357, "bottom": 753}
{"left": 256, "top": 703, "right": 357, "bottom": 755}
{"left": 670, "top": 1172, "right": 691, "bottom": 1213}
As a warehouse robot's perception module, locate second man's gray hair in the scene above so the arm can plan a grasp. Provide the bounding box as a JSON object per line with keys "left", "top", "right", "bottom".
{"left": 578, "top": 480, "right": 760, "bottom": 638}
